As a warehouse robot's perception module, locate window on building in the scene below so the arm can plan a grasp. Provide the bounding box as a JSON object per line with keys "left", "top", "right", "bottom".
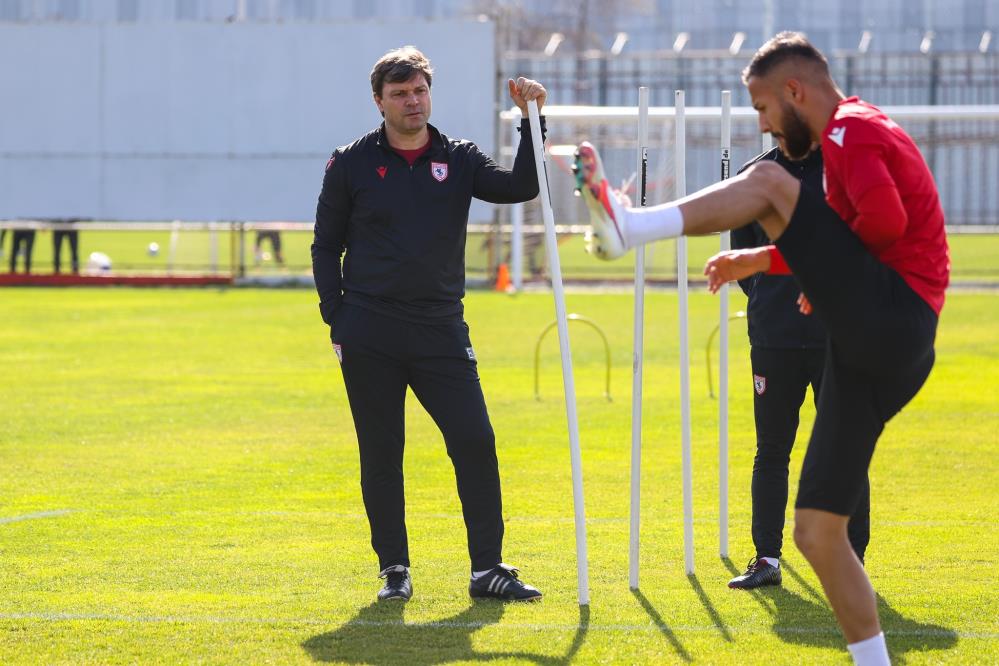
{"left": 353, "top": 0, "right": 375, "bottom": 19}
{"left": 293, "top": 0, "right": 316, "bottom": 20}
{"left": 176, "top": 0, "right": 198, "bottom": 20}
{"left": 0, "top": 0, "right": 23, "bottom": 21}
{"left": 117, "top": 0, "right": 137, "bottom": 22}
{"left": 414, "top": 0, "right": 434, "bottom": 19}
{"left": 56, "top": 0, "right": 80, "bottom": 20}
{"left": 901, "top": 0, "right": 923, "bottom": 30}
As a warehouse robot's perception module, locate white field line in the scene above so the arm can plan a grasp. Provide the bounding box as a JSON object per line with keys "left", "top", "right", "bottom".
{"left": 246, "top": 512, "right": 994, "bottom": 528}
{"left": 0, "top": 510, "right": 72, "bottom": 525}
{"left": 0, "top": 612, "right": 994, "bottom": 639}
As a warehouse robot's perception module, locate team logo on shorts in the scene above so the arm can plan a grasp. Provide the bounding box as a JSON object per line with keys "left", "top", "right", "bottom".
{"left": 431, "top": 162, "right": 448, "bottom": 182}
{"left": 466, "top": 346, "right": 476, "bottom": 361}
{"left": 754, "top": 374, "right": 767, "bottom": 395}
{"left": 333, "top": 343, "right": 343, "bottom": 364}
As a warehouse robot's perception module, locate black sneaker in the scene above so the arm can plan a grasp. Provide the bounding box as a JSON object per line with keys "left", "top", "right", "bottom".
{"left": 728, "top": 557, "right": 782, "bottom": 590}
{"left": 377, "top": 565, "right": 412, "bottom": 601}
{"left": 469, "top": 563, "right": 542, "bottom": 602}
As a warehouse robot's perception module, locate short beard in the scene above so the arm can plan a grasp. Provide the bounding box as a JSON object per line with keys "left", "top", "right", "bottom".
{"left": 779, "top": 102, "right": 813, "bottom": 160}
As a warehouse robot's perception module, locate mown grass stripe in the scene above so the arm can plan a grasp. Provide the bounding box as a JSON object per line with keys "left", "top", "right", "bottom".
{"left": 1, "top": 612, "right": 994, "bottom": 639}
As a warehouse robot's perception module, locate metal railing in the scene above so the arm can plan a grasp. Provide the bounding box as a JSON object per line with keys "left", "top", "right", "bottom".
{"left": 495, "top": 102, "right": 999, "bottom": 288}
{"left": 501, "top": 51, "right": 999, "bottom": 108}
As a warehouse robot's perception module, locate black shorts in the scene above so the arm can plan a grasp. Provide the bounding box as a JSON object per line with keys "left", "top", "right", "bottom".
{"left": 775, "top": 183, "right": 938, "bottom": 515}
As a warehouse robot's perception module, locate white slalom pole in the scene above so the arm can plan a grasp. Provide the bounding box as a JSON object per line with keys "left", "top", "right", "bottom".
{"left": 629, "top": 86, "right": 650, "bottom": 590}
{"left": 675, "top": 90, "right": 695, "bottom": 576}
{"left": 510, "top": 118, "right": 524, "bottom": 292}
{"left": 719, "top": 90, "right": 732, "bottom": 560}
{"left": 526, "top": 99, "right": 589, "bottom": 606}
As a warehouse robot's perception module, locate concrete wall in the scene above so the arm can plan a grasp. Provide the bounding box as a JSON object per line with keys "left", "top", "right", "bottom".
{"left": 0, "top": 19, "right": 497, "bottom": 220}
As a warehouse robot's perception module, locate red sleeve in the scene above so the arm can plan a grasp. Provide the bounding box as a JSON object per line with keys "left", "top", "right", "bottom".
{"left": 839, "top": 118, "right": 907, "bottom": 251}
{"left": 765, "top": 245, "right": 791, "bottom": 275}
{"left": 852, "top": 183, "right": 908, "bottom": 251}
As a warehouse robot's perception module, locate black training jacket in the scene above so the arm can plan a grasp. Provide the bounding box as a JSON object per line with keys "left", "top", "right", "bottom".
{"left": 732, "top": 147, "right": 827, "bottom": 350}
{"left": 312, "top": 119, "right": 543, "bottom": 325}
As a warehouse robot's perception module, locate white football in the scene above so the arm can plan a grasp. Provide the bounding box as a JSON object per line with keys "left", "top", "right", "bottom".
{"left": 87, "top": 252, "right": 112, "bottom": 272}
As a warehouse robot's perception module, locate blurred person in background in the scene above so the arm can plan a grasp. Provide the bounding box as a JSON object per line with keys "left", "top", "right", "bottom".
{"left": 254, "top": 229, "right": 285, "bottom": 266}
{"left": 53, "top": 220, "right": 81, "bottom": 274}
{"left": 9, "top": 228, "right": 36, "bottom": 274}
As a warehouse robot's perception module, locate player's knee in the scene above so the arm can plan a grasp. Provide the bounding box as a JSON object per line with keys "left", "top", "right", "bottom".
{"left": 793, "top": 515, "right": 825, "bottom": 556}
{"left": 746, "top": 160, "right": 795, "bottom": 194}
{"left": 794, "top": 511, "right": 848, "bottom": 558}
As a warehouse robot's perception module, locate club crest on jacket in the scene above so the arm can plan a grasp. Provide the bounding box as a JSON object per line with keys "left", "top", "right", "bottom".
{"left": 431, "top": 162, "right": 448, "bottom": 182}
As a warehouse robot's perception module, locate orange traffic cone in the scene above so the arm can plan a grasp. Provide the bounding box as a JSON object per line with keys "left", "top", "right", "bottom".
{"left": 495, "top": 262, "right": 512, "bottom": 292}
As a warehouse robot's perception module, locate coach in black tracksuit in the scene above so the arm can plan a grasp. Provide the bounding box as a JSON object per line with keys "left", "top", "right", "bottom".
{"left": 727, "top": 146, "right": 871, "bottom": 590}
{"left": 312, "top": 47, "right": 545, "bottom": 602}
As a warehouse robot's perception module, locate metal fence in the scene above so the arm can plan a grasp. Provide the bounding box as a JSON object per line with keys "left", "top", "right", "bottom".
{"left": 495, "top": 103, "right": 999, "bottom": 286}
{"left": 501, "top": 51, "right": 999, "bottom": 108}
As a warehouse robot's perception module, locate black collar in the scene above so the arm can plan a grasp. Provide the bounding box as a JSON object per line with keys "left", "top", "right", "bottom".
{"left": 774, "top": 145, "right": 822, "bottom": 170}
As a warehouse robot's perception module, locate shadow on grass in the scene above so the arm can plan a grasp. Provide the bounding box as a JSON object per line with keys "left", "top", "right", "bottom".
{"left": 687, "top": 573, "right": 734, "bottom": 643}
{"left": 302, "top": 600, "right": 589, "bottom": 665}
{"left": 725, "top": 558, "right": 958, "bottom": 663}
{"left": 630, "top": 589, "right": 693, "bottom": 662}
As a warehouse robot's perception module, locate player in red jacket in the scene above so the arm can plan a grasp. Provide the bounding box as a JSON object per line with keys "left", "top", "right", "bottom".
{"left": 575, "top": 33, "right": 948, "bottom": 666}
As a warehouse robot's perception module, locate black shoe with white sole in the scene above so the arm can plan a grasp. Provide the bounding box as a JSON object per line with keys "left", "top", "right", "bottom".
{"left": 728, "top": 557, "right": 782, "bottom": 590}
{"left": 377, "top": 565, "right": 412, "bottom": 601}
{"left": 469, "top": 563, "right": 542, "bottom": 602}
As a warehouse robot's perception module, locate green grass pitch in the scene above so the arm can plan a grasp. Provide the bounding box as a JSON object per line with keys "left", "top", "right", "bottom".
{"left": 1, "top": 287, "right": 997, "bottom": 664}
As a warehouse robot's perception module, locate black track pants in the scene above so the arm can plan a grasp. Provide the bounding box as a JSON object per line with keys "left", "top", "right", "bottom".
{"left": 331, "top": 304, "right": 503, "bottom": 572}
{"left": 53, "top": 230, "right": 79, "bottom": 274}
{"left": 749, "top": 347, "right": 870, "bottom": 561}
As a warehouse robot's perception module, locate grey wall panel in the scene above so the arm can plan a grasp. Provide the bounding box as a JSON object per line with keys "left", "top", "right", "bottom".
{"left": 0, "top": 25, "right": 101, "bottom": 153}
{"left": 102, "top": 24, "right": 235, "bottom": 154}
{"left": 99, "top": 157, "right": 321, "bottom": 220}
{"left": 0, "top": 157, "right": 102, "bottom": 217}
{"left": 0, "top": 19, "right": 497, "bottom": 221}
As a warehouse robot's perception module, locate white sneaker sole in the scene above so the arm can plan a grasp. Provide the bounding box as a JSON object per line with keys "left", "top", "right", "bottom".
{"left": 574, "top": 142, "right": 628, "bottom": 260}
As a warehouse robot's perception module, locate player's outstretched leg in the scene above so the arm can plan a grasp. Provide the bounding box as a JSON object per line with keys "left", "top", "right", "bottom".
{"left": 574, "top": 144, "right": 801, "bottom": 258}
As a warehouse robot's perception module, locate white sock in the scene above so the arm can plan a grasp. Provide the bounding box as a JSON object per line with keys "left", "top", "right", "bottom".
{"left": 847, "top": 632, "right": 891, "bottom": 666}
{"left": 761, "top": 556, "right": 780, "bottom": 568}
{"left": 470, "top": 568, "right": 492, "bottom": 581}
{"left": 624, "top": 202, "right": 684, "bottom": 245}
